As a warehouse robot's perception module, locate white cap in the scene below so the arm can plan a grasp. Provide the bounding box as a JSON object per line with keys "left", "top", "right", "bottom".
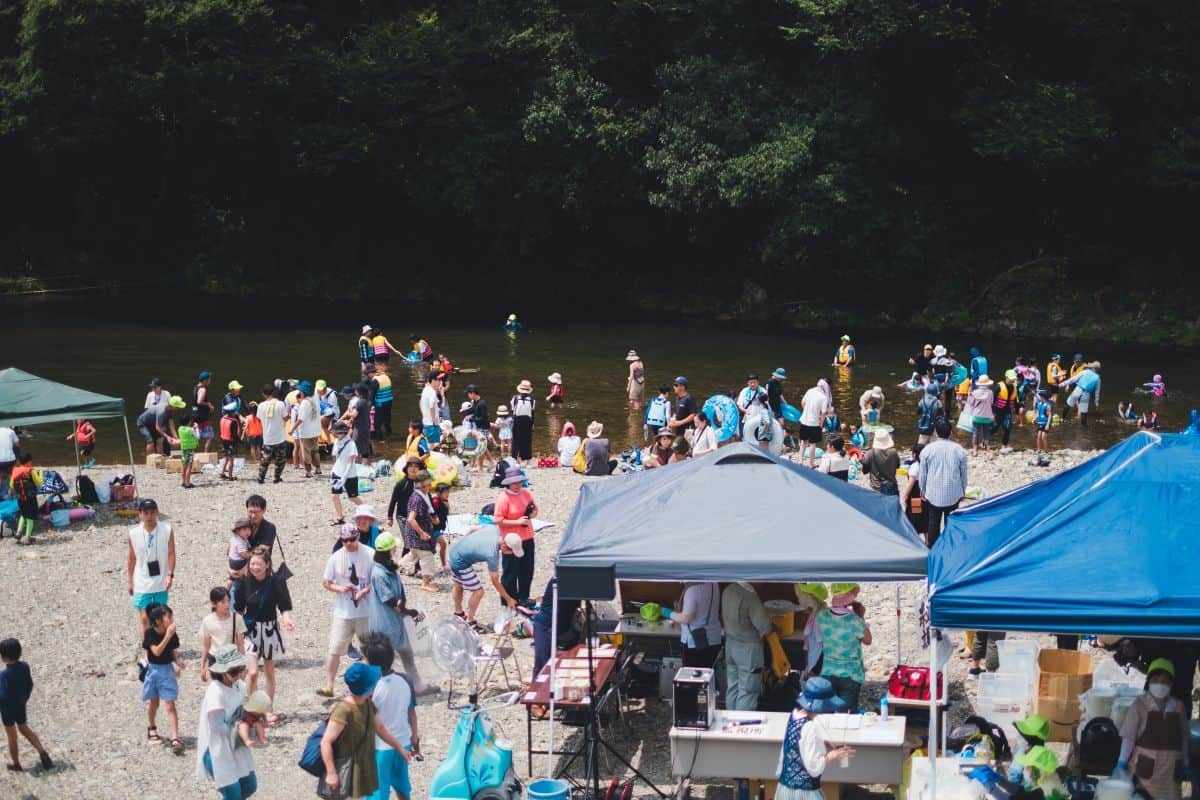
{"left": 503, "top": 532, "right": 525, "bottom": 558}
{"left": 362, "top": 324, "right": 372, "bottom": 334}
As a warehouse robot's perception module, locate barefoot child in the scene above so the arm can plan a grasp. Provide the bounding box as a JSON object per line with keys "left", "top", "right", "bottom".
{"left": 142, "top": 603, "right": 186, "bottom": 755}
{"left": 0, "top": 638, "right": 52, "bottom": 772}
{"left": 492, "top": 406, "right": 513, "bottom": 459}
{"left": 66, "top": 419, "right": 97, "bottom": 468}
{"left": 244, "top": 401, "right": 263, "bottom": 462}
{"left": 236, "top": 690, "right": 271, "bottom": 746}
{"left": 431, "top": 482, "right": 452, "bottom": 574}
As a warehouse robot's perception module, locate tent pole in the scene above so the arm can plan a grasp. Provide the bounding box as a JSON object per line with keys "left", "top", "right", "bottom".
{"left": 123, "top": 417, "right": 138, "bottom": 493}
{"left": 929, "top": 627, "right": 938, "bottom": 800}
{"left": 547, "top": 579, "right": 558, "bottom": 777}
{"left": 72, "top": 420, "right": 81, "bottom": 483}
{"left": 895, "top": 584, "right": 901, "bottom": 665}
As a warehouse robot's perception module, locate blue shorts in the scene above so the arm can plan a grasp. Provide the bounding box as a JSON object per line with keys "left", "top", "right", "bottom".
{"left": 1, "top": 702, "right": 27, "bottom": 727}
{"left": 140, "top": 662, "right": 179, "bottom": 702}
{"left": 372, "top": 747, "right": 412, "bottom": 800}
{"left": 423, "top": 424, "right": 442, "bottom": 444}
{"left": 132, "top": 590, "right": 169, "bottom": 610}
{"left": 197, "top": 423, "right": 215, "bottom": 440}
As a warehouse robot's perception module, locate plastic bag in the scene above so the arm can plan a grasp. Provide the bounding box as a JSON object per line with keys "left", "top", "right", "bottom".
{"left": 403, "top": 614, "right": 432, "bottom": 658}
{"left": 493, "top": 606, "right": 516, "bottom": 635}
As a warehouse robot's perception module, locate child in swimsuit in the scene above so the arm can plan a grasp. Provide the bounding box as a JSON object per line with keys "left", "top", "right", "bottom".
{"left": 1143, "top": 374, "right": 1166, "bottom": 397}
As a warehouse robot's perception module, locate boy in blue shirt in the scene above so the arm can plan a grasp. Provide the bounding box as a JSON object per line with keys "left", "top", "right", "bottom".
{"left": 1035, "top": 389, "right": 1053, "bottom": 453}
{"left": 1, "top": 638, "right": 52, "bottom": 771}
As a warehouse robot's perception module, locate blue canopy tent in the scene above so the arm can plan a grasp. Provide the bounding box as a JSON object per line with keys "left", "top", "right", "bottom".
{"left": 928, "top": 431, "right": 1200, "bottom": 637}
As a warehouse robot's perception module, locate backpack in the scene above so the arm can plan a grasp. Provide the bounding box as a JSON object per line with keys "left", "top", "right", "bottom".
{"left": 489, "top": 458, "right": 515, "bottom": 489}
{"left": 13, "top": 472, "right": 36, "bottom": 504}
{"left": 76, "top": 475, "right": 100, "bottom": 505}
{"left": 1077, "top": 717, "right": 1121, "bottom": 773}
{"left": 645, "top": 397, "right": 670, "bottom": 429}
{"left": 917, "top": 396, "right": 941, "bottom": 434}
{"left": 41, "top": 470, "right": 69, "bottom": 496}
{"left": 511, "top": 394, "right": 534, "bottom": 419}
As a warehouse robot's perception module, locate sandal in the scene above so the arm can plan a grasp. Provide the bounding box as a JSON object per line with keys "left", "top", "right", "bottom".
{"left": 454, "top": 611, "right": 467, "bottom": 620}
{"left": 330, "top": 518, "right": 344, "bottom": 527}
{"left": 147, "top": 726, "right": 160, "bottom": 743}
{"left": 170, "top": 738, "right": 184, "bottom": 755}
{"left": 469, "top": 621, "right": 491, "bottom": 635}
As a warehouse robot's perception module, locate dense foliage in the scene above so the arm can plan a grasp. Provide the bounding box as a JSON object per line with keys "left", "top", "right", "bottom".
{"left": 2, "top": 0, "right": 1197, "bottom": 318}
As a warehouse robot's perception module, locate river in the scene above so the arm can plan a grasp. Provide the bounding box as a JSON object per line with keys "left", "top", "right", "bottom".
{"left": 4, "top": 306, "right": 1194, "bottom": 466}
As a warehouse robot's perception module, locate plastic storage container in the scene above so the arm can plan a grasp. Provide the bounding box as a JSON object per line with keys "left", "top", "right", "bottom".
{"left": 996, "top": 638, "right": 1039, "bottom": 696}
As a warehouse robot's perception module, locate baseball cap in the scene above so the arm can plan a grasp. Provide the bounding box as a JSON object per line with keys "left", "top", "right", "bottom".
{"left": 503, "top": 532, "right": 525, "bottom": 558}
{"left": 148, "top": 378, "right": 162, "bottom": 388}
{"left": 137, "top": 498, "right": 158, "bottom": 512}
{"left": 198, "top": 370, "right": 212, "bottom": 381}
{"left": 673, "top": 376, "right": 688, "bottom": 386}
{"left": 465, "top": 384, "right": 478, "bottom": 394}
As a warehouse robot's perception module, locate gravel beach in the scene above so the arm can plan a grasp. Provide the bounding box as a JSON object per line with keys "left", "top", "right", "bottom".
{"left": 0, "top": 445, "right": 1104, "bottom": 799}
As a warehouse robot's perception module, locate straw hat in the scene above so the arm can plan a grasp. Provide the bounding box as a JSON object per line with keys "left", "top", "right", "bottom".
{"left": 547, "top": 372, "right": 563, "bottom": 385}
{"left": 497, "top": 405, "right": 510, "bottom": 417}
{"left": 586, "top": 421, "right": 603, "bottom": 439}
{"left": 516, "top": 379, "right": 533, "bottom": 393}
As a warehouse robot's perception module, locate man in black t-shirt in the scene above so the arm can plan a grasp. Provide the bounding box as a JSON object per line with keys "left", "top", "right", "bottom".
{"left": 669, "top": 376, "right": 697, "bottom": 434}
{"left": 244, "top": 494, "right": 277, "bottom": 558}
{"left": 465, "top": 385, "right": 489, "bottom": 432}
{"left": 908, "top": 344, "right": 934, "bottom": 378}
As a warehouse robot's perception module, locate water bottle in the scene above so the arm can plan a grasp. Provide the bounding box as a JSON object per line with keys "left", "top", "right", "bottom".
{"left": 880, "top": 696, "right": 889, "bottom": 720}
{"left": 848, "top": 458, "right": 860, "bottom": 481}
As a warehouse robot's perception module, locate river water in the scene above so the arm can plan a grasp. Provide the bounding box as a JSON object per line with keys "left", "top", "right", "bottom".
{"left": 4, "top": 308, "right": 1195, "bottom": 465}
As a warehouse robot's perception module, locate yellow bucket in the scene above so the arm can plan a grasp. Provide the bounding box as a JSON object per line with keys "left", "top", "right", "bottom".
{"left": 764, "top": 600, "right": 796, "bottom": 636}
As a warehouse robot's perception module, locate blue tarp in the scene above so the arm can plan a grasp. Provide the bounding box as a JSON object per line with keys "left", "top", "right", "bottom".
{"left": 929, "top": 431, "right": 1200, "bottom": 637}
{"left": 556, "top": 443, "right": 928, "bottom": 583}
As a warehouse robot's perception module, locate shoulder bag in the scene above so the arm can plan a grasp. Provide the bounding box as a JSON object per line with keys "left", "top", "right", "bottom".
{"left": 315, "top": 702, "right": 373, "bottom": 800}
{"left": 572, "top": 440, "right": 588, "bottom": 474}
{"left": 272, "top": 535, "right": 294, "bottom": 583}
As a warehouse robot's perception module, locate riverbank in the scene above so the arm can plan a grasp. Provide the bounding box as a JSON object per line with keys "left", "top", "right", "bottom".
{"left": 0, "top": 447, "right": 1106, "bottom": 798}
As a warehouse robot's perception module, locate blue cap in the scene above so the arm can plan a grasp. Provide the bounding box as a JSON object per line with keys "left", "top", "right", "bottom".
{"left": 299, "top": 380, "right": 314, "bottom": 395}
{"left": 673, "top": 376, "right": 688, "bottom": 386}
{"left": 198, "top": 370, "right": 213, "bottom": 381}
{"left": 344, "top": 663, "right": 381, "bottom": 696}
{"left": 1051, "top": 353, "right": 1062, "bottom": 360}
{"left": 772, "top": 368, "right": 788, "bottom": 381}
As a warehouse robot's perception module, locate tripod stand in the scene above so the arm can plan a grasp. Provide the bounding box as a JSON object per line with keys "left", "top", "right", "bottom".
{"left": 563, "top": 600, "right": 666, "bottom": 799}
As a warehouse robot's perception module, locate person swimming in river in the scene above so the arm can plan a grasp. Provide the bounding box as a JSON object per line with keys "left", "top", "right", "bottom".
{"left": 409, "top": 335, "right": 435, "bottom": 362}
{"left": 833, "top": 334, "right": 856, "bottom": 367}
{"left": 503, "top": 313, "right": 522, "bottom": 333}
{"left": 1142, "top": 374, "right": 1166, "bottom": 397}
{"left": 1116, "top": 401, "right": 1137, "bottom": 421}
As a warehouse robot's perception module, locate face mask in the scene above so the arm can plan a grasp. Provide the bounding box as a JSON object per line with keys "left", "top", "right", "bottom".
{"left": 1148, "top": 683, "right": 1171, "bottom": 699}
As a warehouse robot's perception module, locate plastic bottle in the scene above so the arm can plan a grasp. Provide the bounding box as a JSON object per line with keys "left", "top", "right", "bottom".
{"left": 880, "top": 696, "right": 889, "bottom": 720}
{"left": 848, "top": 458, "right": 860, "bottom": 481}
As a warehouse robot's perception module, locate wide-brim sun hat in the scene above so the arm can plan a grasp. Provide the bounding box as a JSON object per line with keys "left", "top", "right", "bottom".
{"left": 795, "top": 582, "right": 829, "bottom": 604}
{"left": 797, "top": 676, "right": 847, "bottom": 714}
{"left": 503, "top": 532, "right": 525, "bottom": 558}
{"left": 586, "top": 421, "right": 603, "bottom": 439}
{"left": 243, "top": 690, "right": 272, "bottom": 715}
{"left": 344, "top": 663, "right": 381, "bottom": 696}
{"left": 933, "top": 345, "right": 947, "bottom": 357}
{"left": 625, "top": 350, "right": 640, "bottom": 361}
{"left": 656, "top": 428, "right": 674, "bottom": 440}
{"left": 208, "top": 644, "right": 249, "bottom": 674}
{"left": 497, "top": 405, "right": 510, "bottom": 416}
{"left": 870, "top": 385, "right": 883, "bottom": 398}
{"left": 500, "top": 467, "right": 525, "bottom": 486}
{"left": 352, "top": 505, "right": 378, "bottom": 521}
{"left": 872, "top": 429, "right": 895, "bottom": 449}
{"left": 772, "top": 368, "right": 787, "bottom": 381}
{"left": 977, "top": 374, "right": 995, "bottom": 386}
{"left": 547, "top": 373, "right": 563, "bottom": 384}
{"left": 517, "top": 379, "right": 533, "bottom": 393}
{"left": 168, "top": 395, "right": 187, "bottom": 409}
{"left": 299, "top": 380, "right": 314, "bottom": 396}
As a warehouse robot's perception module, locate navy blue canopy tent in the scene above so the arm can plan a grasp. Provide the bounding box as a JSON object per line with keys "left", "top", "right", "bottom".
{"left": 556, "top": 443, "right": 928, "bottom": 583}
{"left": 928, "top": 431, "right": 1200, "bottom": 637}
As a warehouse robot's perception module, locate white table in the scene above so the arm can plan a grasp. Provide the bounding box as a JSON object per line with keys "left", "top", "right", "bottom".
{"left": 617, "top": 616, "right": 805, "bottom": 642}
{"left": 669, "top": 710, "right": 907, "bottom": 798}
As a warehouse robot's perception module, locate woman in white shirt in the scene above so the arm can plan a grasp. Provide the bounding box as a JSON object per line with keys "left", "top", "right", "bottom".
{"left": 775, "top": 677, "right": 855, "bottom": 800}
{"left": 689, "top": 412, "right": 718, "bottom": 457}
{"left": 816, "top": 436, "right": 851, "bottom": 481}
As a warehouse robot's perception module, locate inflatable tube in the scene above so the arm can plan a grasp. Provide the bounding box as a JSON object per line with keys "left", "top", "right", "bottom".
{"left": 781, "top": 402, "right": 801, "bottom": 423}
{"left": 951, "top": 363, "right": 969, "bottom": 385}
{"left": 860, "top": 423, "right": 894, "bottom": 434}
{"left": 702, "top": 395, "right": 741, "bottom": 443}
{"left": 403, "top": 351, "right": 422, "bottom": 365}
{"left": 426, "top": 450, "right": 460, "bottom": 486}
{"left": 742, "top": 410, "right": 784, "bottom": 455}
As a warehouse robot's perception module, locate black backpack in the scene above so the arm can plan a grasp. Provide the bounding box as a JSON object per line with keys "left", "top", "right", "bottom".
{"left": 1077, "top": 717, "right": 1121, "bottom": 773}
{"left": 76, "top": 475, "right": 100, "bottom": 505}
{"left": 489, "top": 457, "right": 515, "bottom": 489}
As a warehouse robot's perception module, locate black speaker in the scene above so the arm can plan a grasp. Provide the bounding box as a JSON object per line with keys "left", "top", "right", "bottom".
{"left": 556, "top": 564, "right": 617, "bottom": 600}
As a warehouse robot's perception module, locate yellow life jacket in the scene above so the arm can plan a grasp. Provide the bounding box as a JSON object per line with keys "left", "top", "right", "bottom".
{"left": 1069, "top": 362, "right": 1085, "bottom": 379}
{"left": 1047, "top": 362, "right": 1064, "bottom": 385}
{"left": 405, "top": 433, "right": 430, "bottom": 463}
{"left": 837, "top": 343, "right": 854, "bottom": 365}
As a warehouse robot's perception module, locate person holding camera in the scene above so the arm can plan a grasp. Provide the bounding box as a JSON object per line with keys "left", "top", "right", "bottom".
{"left": 126, "top": 498, "right": 177, "bottom": 639}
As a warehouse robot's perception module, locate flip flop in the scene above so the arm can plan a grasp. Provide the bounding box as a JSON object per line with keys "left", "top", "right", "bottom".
{"left": 419, "top": 585, "right": 441, "bottom": 593}
{"left": 147, "top": 726, "right": 160, "bottom": 743}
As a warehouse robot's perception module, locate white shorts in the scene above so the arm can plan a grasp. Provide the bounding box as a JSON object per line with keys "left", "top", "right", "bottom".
{"left": 400, "top": 548, "right": 439, "bottom": 576}
{"left": 327, "top": 616, "right": 370, "bottom": 656}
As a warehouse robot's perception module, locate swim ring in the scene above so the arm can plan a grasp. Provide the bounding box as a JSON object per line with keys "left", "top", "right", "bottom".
{"left": 403, "top": 351, "right": 422, "bottom": 365}
{"left": 702, "top": 395, "right": 741, "bottom": 442}
{"left": 781, "top": 402, "right": 801, "bottom": 423}
{"left": 426, "top": 450, "right": 460, "bottom": 486}
{"left": 742, "top": 409, "right": 784, "bottom": 455}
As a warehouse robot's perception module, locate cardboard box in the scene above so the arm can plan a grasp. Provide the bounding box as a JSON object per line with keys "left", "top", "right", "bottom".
{"left": 164, "top": 458, "right": 183, "bottom": 474}
{"left": 146, "top": 454, "right": 164, "bottom": 468}
{"left": 1037, "top": 648, "right": 1093, "bottom": 701}
{"left": 193, "top": 451, "right": 218, "bottom": 465}
{"left": 1034, "top": 696, "right": 1081, "bottom": 742}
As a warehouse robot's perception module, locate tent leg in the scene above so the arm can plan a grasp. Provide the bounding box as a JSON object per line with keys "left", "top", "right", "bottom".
{"left": 895, "top": 584, "right": 902, "bottom": 664}
{"left": 929, "top": 627, "right": 938, "bottom": 800}
{"left": 547, "top": 580, "right": 558, "bottom": 777}
{"left": 72, "top": 420, "right": 81, "bottom": 482}
{"left": 123, "top": 418, "right": 138, "bottom": 494}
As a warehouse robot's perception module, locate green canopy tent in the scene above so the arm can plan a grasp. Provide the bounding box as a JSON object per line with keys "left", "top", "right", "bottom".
{"left": 0, "top": 367, "right": 137, "bottom": 492}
